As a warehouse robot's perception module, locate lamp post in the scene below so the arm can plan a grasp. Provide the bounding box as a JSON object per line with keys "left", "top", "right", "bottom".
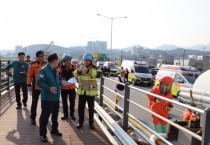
{"left": 97, "top": 14, "right": 127, "bottom": 62}
{"left": 183, "top": 49, "right": 186, "bottom": 66}
{"left": 203, "top": 47, "right": 206, "bottom": 57}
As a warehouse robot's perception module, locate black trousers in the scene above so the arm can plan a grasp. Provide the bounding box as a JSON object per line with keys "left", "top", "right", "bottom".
{"left": 39, "top": 100, "right": 59, "bottom": 136}
{"left": 104, "top": 72, "right": 109, "bottom": 78}
{"left": 78, "top": 95, "right": 95, "bottom": 125}
{"left": 30, "top": 89, "right": 40, "bottom": 120}
{"left": 14, "top": 82, "right": 28, "bottom": 106}
{"left": 61, "top": 89, "right": 76, "bottom": 117}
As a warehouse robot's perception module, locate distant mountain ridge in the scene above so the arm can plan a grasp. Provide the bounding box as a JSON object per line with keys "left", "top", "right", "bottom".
{"left": 154, "top": 44, "right": 210, "bottom": 51}
{"left": 0, "top": 43, "right": 209, "bottom": 59}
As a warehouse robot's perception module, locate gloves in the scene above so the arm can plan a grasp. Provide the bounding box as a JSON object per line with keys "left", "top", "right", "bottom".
{"left": 77, "top": 67, "right": 89, "bottom": 75}
{"left": 154, "top": 98, "right": 160, "bottom": 104}
{"left": 77, "top": 69, "right": 82, "bottom": 75}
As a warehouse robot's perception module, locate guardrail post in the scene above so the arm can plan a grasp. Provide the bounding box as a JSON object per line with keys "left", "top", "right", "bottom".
{"left": 99, "top": 75, "right": 104, "bottom": 106}
{"left": 202, "top": 107, "right": 210, "bottom": 145}
{"left": 123, "top": 82, "right": 130, "bottom": 131}
{"left": 6, "top": 60, "right": 10, "bottom": 90}
{"left": 0, "top": 60, "right": 1, "bottom": 96}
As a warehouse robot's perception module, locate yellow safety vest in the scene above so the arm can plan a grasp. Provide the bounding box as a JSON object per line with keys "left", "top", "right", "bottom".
{"left": 74, "top": 66, "right": 98, "bottom": 97}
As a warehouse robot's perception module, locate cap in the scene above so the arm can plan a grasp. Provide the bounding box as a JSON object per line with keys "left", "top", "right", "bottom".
{"left": 36, "top": 51, "right": 44, "bottom": 57}
{"left": 62, "top": 54, "right": 72, "bottom": 61}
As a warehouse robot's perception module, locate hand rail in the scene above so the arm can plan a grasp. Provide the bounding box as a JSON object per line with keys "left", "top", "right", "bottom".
{"left": 128, "top": 99, "right": 202, "bottom": 141}
{"left": 100, "top": 76, "right": 207, "bottom": 144}
{"left": 94, "top": 102, "right": 138, "bottom": 145}
{"left": 129, "top": 85, "right": 204, "bottom": 114}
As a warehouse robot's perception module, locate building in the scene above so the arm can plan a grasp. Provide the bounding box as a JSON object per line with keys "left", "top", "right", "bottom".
{"left": 131, "top": 46, "right": 143, "bottom": 56}
{"left": 15, "top": 45, "right": 24, "bottom": 54}
{"left": 86, "top": 41, "right": 107, "bottom": 53}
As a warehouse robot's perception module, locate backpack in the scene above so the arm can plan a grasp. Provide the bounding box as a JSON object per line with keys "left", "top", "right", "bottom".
{"left": 116, "top": 76, "right": 125, "bottom": 91}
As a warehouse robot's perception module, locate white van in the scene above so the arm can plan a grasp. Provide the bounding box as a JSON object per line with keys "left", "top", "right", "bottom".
{"left": 121, "top": 60, "right": 153, "bottom": 86}
{"left": 155, "top": 65, "right": 201, "bottom": 96}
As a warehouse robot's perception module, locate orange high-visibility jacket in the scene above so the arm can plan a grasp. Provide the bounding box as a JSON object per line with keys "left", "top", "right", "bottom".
{"left": 27, "top": 61, "right": 47, "bottom": 90}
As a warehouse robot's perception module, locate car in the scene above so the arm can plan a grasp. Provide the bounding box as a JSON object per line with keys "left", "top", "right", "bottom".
{"left": 103, "top": 62, "right": 119, "bottom": 77}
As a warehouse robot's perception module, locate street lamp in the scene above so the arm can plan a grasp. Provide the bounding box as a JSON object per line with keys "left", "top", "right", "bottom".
{"left": 183, "top": 49, "right": 186, "bottom": 66}
{"left": 97, "top": 14, "right": 127, "bottom": 62}
{"left": 203, "top": 47, "right": 206, "bottom": 57}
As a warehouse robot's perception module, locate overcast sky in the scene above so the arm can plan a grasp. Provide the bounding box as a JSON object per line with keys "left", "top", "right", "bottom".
{"left": 1, "top": 0, "right": 210, "bottom": 50}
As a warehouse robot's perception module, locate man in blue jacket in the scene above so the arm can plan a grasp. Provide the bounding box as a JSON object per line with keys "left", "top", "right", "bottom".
{"left": 37, "top": 53, "right": 62, "bottom": 143}
{"left": 5, "top": 52, "right": 28, "bottom": 109}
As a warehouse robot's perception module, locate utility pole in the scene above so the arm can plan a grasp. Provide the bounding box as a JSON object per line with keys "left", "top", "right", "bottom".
{"left": 120, "top": 49, "right": 123, "bottom": 63}
{"left": 183, "top": 49, "right": 186, "bottom": 66}
{"left": 203, "top": 47, "right": 206, "bottom": 57}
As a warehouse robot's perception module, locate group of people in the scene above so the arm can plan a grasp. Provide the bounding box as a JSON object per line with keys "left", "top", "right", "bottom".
{"left": 5, "top": 51, "right": 98, "bottom": 143}
{"left": 5, "top": 51, "right": 198, "bottom": 142}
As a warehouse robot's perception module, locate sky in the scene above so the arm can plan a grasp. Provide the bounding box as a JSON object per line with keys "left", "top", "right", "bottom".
{"left": 0, "top": 0, "right": 210, "bottom": 50}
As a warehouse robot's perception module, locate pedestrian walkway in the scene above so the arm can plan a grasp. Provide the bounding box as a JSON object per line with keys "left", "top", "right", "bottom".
{"left": 0, "top": 89, "right": 111, "bottom": 145}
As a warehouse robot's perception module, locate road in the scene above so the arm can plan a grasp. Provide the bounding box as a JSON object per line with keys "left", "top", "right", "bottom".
{"left": 97, "top": 76, "right": 185, "bottom": 129}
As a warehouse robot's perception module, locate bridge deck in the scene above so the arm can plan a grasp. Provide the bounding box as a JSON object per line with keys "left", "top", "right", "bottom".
{"left": 0, "top": 89, "right": 111, "bottom": 145}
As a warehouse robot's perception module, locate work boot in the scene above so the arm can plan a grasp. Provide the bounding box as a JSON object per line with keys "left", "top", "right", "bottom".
{"left": 31, "top": 119, "right": 36, "bottom": 125}
{"left": 61, "top": 116, "right": 68, "bottom": 120}
{"left": 16, "top": 106, "right": 22, "bottom": 109}
{"left": 76, "top": 124, "right": 83, "bottom": 129}
{"left": 40, "top": 136, "right": 48, "bottom": 143}
{"left": 70, "top": 114, "right": 76, "bottom": 120}
{"left": 89, "top": 124, "right": 95, "bottom": 130}
{"left": 51, "top": 130, "right": 62, "bottom": 136}
{"left": 23, "top": 102, "right": 27, "bottom": 108}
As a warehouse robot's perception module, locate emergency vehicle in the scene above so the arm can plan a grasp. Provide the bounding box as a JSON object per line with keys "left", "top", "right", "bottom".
{"left": 121, "top": 60, "right": 153, "bottom": 86}
{"left": 155, "top": 65, "right": 201, "bottom": 97}
{"left": 103, "top": 62, "right": 119, "bottom": 76}
{"left": 96, "top": 61, "right": 104, "bottom": 68}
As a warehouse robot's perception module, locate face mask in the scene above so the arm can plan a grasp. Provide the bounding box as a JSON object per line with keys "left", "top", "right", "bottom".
{"left": 160, "top": 82, "right": 172, "bottom": 95}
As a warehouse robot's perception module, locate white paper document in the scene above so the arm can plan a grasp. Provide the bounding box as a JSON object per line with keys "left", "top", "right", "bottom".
{"left": 62, "top": 77, "right": 78, "bottom": 86}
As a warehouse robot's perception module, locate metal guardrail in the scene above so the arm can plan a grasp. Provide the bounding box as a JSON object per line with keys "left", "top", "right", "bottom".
{"left": 98, "top": 76, "right": 210, "bottom": 145}
{"left": 0, "top": 59, "right": 14, "bottom": 95}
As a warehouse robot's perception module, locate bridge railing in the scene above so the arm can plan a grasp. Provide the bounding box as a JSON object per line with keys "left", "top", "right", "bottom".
{"left": 0, "top": 59, "right": 14, "bottom": 96}
{"left": 98, "top": 76, "right": 210, "bottom": 145}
